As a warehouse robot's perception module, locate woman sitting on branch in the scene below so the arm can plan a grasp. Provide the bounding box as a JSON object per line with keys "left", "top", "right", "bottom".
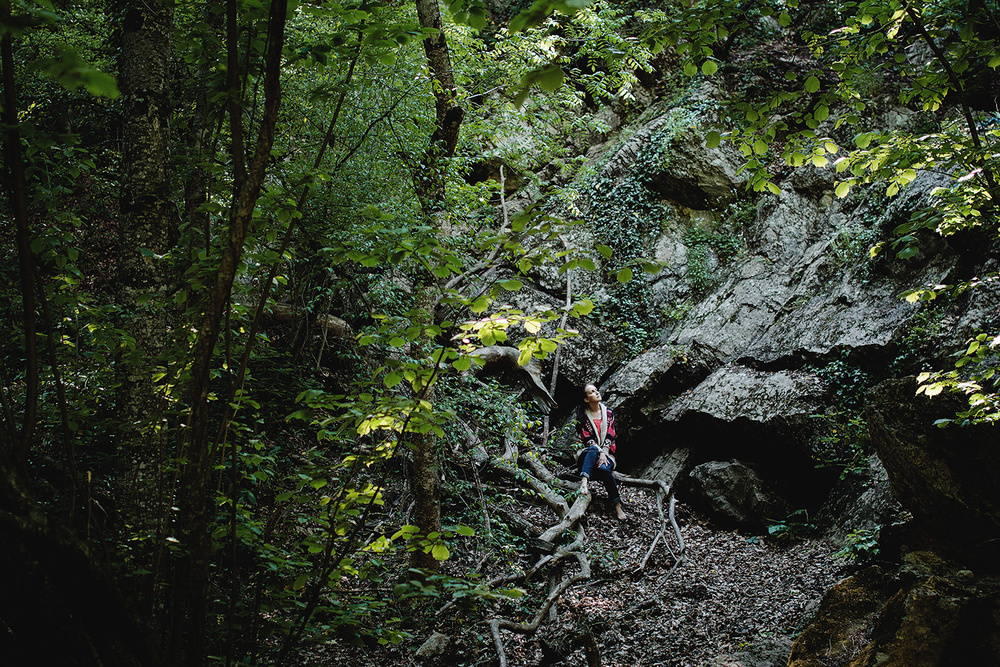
{"left": 576, "top": 383, "right": 626, "bottom": 520}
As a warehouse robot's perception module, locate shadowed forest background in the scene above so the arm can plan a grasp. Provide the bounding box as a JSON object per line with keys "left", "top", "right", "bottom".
{"left": 1, "top": 0, "right": 998, "bottom": 665}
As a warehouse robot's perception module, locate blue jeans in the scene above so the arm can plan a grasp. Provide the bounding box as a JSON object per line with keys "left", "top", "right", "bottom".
{"left": 579, "top": 445, "right": 620, "bottom": 505}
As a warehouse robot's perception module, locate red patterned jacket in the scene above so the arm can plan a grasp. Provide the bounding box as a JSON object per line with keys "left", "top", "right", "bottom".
{"left": 575, "top": 403, "right": 617, "bottom": 469}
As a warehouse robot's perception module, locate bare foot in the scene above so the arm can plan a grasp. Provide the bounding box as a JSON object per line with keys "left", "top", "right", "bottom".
{"left": 615, "top": 504, "right": 626, "bottom": 520}
{"left": 579, "top": 479, "right": 589, "bottom": 495}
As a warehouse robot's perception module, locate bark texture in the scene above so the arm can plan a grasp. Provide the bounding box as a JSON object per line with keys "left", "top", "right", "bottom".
{"left": 116, "top": 0, "right": 175, "bottom": 520}
{"left": 408, "top": 0, "right": 465, "bottom": 573}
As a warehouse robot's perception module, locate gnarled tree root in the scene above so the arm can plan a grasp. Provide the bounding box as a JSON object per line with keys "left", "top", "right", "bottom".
{"left": 483, "top": 455, "right": 685, "bottom": 667}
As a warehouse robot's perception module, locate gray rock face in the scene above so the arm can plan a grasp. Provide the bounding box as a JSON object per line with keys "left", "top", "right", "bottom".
{"left": 650, "top": 127, "right": 749, "bottom": 208}
{"left": 866, "top": 378, "right": 1000, "bottom": 565}
{"left": 658, "top": 169, "right": 959, "bottom": 367}
{"left": 670, "top": 257, "right": 792, "bottom": 361}
{"left": 688, "top": 460, "right": 789, "bottom": 530}
{"left": 603, "top": 343, "right": 712, "bottom": 432}
{"left": 663, "top": 364, "right": 825, "bottom": 425}
{"left": 522, "top": 99, "right": 1000, "bottom": 563}
{"left": 817, "top": 455, "right": 906, "bottom": 543}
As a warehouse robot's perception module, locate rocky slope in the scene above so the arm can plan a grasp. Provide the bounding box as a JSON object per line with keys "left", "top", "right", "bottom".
{"left": 504, "top": 80, "right": 1000, "bottom": 664}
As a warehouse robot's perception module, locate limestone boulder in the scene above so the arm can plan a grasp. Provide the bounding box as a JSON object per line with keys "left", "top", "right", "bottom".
{"left": 662, "top": 364, "right": 825, "bottom": 426}
{"left": 816, "top": 455, "right": 906, "bottom": 543}
{"left": 602, "top": 342, "right": 713, "bottom": 439}
{"left": 670, "top": 257, "right": 793, "bottom": 361}
{"left": 688, "top": 459, "right": 789, "bottom": 530}
{"left": 866, "top": 377, "right": 1000, "bottom": 565}
{"left": 745, "top": 244, "right": 957, "bottom": 364}
{"left": 787, "top": 566, "right": 898, "bottom": 667}
{"left": 747, "top": 177, "right": 841, "bottom": 269}
{"left": 648, "top": 126, "right": 749, "bottom": 209}
{"left": 789, "top": 552, "right": 1000, "bottom": 667}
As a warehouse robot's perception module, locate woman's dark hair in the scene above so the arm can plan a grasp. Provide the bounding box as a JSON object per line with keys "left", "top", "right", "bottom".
{"left": 577, "top": 383, "right": 598, "bottom": 423}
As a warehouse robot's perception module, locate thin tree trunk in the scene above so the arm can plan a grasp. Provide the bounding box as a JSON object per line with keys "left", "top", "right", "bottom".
{"left": 1, "top": 0, "right": 38, "bottom": 468}
{"left": 408, "top": 0, "right": 465, "bottom": 573}
{"left": 115, "top": 0, "right": 175, "bottom": 526}
{"left": 170, "top": 1, "right": 287, "bottom": 662}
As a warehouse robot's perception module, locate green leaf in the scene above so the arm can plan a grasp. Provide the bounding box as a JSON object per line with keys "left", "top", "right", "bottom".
{"left": 616, "top": 267, "right": 633, "bottom": 283}
{"left": 701, "top": 60, "right": 718, "bottom": 76}
{"left": 452, "top": 355, "right": 472, "bottom": 372}
{"left": 537, "top": 65, "right": 564, "bottom": 92}
{"left": 835, "top": 181, "right": 851, "bottom": 198}
{"left": 706, "top": 130, "right": 721, "bottom": 149}
{"left": 572, "top": 299, "right": 594, "bottom": 316}
{"left": 431, "top": 544, "right": 450, "bottom": 561}
{"left": 500, "top": 279, "right": 523, "bottom": 291}
{"left": 596, "top": 244, "right": 613, "bottom": 259}
{"left": 471, "top": 296, "right": 490, "bottom": 314}
{"left": 805, "top": 76, "right": 820, "bottom": 93}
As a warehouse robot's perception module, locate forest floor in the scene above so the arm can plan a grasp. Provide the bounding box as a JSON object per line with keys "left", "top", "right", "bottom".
{"left": 304, "top": 483, "right": 847, "bottom": 667}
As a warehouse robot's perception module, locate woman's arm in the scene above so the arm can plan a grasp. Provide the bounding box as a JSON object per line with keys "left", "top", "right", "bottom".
{"left": 577, "top": 411, "right": 598, "bottom": 449}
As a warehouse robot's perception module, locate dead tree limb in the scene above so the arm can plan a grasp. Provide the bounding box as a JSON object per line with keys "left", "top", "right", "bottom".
{"left": 615, "top": 475, "right": 685, "bottom": 569}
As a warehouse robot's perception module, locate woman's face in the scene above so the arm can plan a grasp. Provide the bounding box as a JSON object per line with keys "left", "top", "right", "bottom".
{"left": 584, "top": 384, "right": 600, "bottom": 405}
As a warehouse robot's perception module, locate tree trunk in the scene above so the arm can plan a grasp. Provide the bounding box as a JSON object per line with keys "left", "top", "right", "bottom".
{"left": 1, "top": 0, "right": 38, "bottom": 466}
{"left": 115, "top": 0, "right": 175, "bottom": 525}
{"left": 169, "top": 1, "right": 288, "bottom": 661}
{"left": 408, "top": 0, "right": 464, "bottom": 573}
